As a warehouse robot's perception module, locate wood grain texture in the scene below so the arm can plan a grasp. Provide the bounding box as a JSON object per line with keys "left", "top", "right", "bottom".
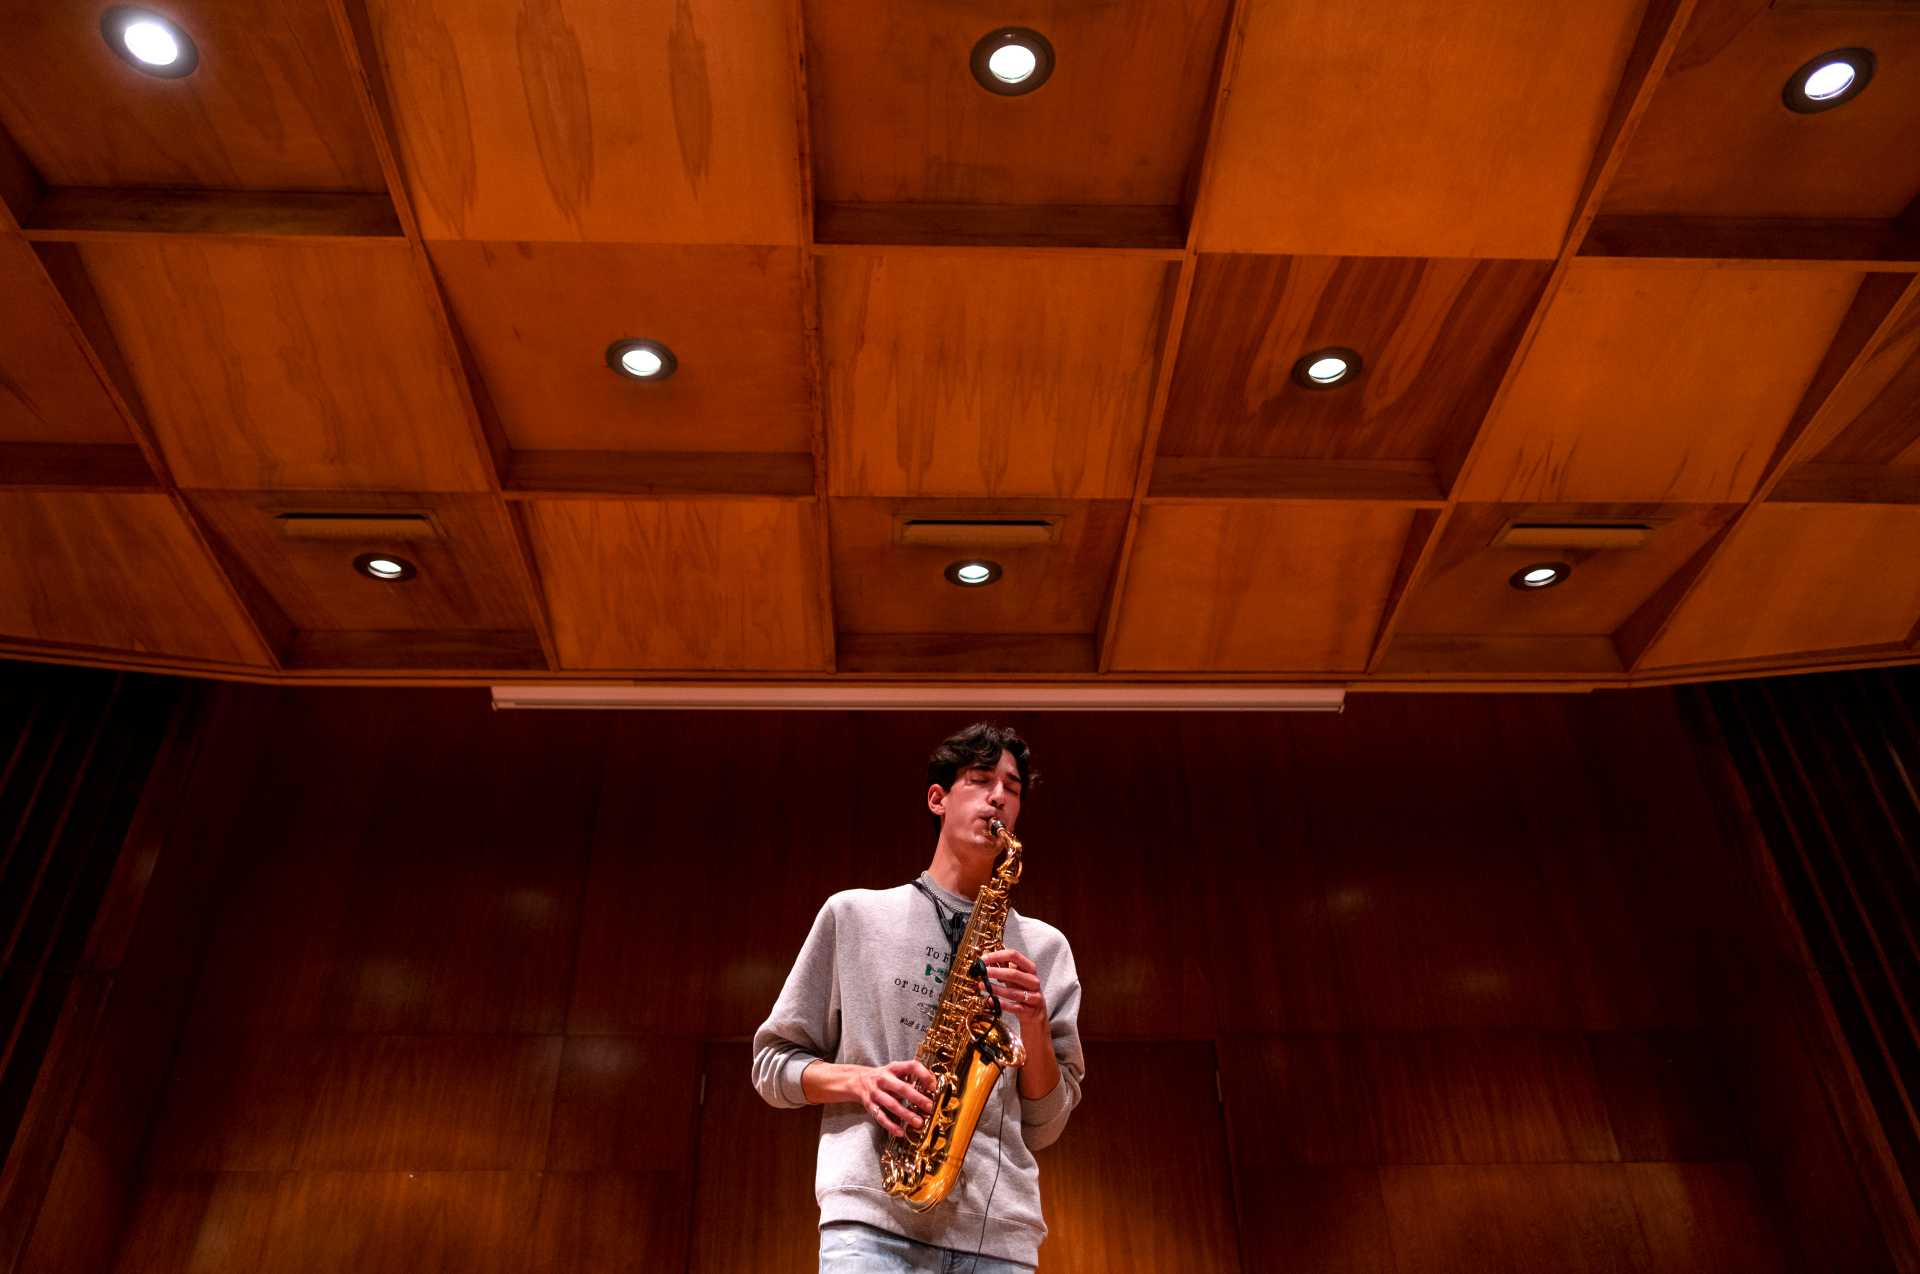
{"left": 0, "top": 0, "right": 386, "bottom": 192}
{"left": 819, "top": 252, "right": 1173, "bottom": 499}
{"left": 0, "top": 492, "right": 265, "bottom": 663}
{"left": 257, "top": 1171, "right": 543, "bottom": 1274}
{"left": 504, "top": 450, "right": 816, "bottom": 498}
{"left": 188, "top": 493, "right": 537, "bottom": 637}
{"left": 1769, "top": 462, "right": 1920, "bottom": 503}
{"left": 70, "top": 239, "right": 489, "bottom": 491}
{"left": 429, "top": 242, "right": 812, "bottom": 454}
{"left": 829, "top": 498, "right": 1128, "bottom": 635}
{"left": 1107, "top": 502, "right": 1416, "bottom": 671}
{"left": 690, "top": 1043, "right": 820, "bottom": 1272}
{"left": 1218, "top": 1037, "right": 1379, "bottom": 1164}
{"left": 1807, "top": 288, "right": 1920, "bottom": 466}
{"left": 1147, "top": 458, "right": 1446, "bottom": 504}
{"left": 1232, "top": 1168, "right": 1397, "bottom": 1274}
{"left": 363, "top": 0, "right": 802, "bottom": 243}
{"left": 111, "top": 1172, "right": 279, "bottom": 1274}
{"left": 22, "top": 189, "right": 402, "bottom": 242}
{"left": 814, "top": 203, "right": 1187, "bottom": 252}
{"left": 1603, "top": 0, "right": 1920, "bottom": 219}
{"left": 805, "top": 0, "right": 1231, "bottom": 208}
{"left": 295, "top": 1035, "right": 562, "bottom": 1170}
{"left": 1379, "top": 1165, "right": 1653, "bottom": 1274}
{"left": 1460, "top": 264, "right": 1865, "bottom": 502}
{"left": 835, "top": 633, "right": 1096, "bottom": 673}
{"left": 522, "top": 498, "right": 830, "bottom": 669}
{"left": 1640, "top": 503, "right": 1920, "bottom": 666}
{"left": 1038, "top": 1043, "right": 1242, "bottom": 1274}
{"left": 1581, "top": 215, "right": 1920, "bottom": 270}
{"left": 1391, "top": 503, "right": 1743, "bottom": 637}
{"left": 1627, "top": 1162, "right": 1792, "bottom": 1274}
{"left": 0, "top": 237, "right": 133, "bottom": 445}
{"left": 1588, "top": 1033, "right": 1750, "bottom": 1161}
{"left": 547, "top": 1038, "right": 701, "bottom": 1172}
{"left": 1159, "top": 256, "right": 1551, "bottom": 463}
{"left": 1197, "top": 0, "right": 1646, "bottom": 256}
{"left": 0, "top": 445, "right": 155, "bottom": 489}
{"left": 1365, "top": 1032, "right": 1620, "bottom": 1163}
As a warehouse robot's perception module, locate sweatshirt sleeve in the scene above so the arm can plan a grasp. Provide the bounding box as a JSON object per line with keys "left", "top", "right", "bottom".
{"left": 1020, "top": 934, "right": 1084, "bottom": 1150}
{"left": 750, "top": 898, "right": 843, "bottom": 1109}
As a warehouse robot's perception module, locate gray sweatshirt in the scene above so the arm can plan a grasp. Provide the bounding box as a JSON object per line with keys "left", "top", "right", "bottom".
{"left": 750, "top": 872, "right": 1085, "bottom": 1267}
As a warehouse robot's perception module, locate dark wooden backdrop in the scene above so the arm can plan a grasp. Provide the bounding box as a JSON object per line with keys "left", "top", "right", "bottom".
{"left": 4, "top": 682, "right": 1904, "bottom": 1272}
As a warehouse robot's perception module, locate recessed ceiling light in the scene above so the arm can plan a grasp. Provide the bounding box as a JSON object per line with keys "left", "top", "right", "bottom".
{"left": 1783, "top": 48, "right": 1874, "bottom": 113}
{"left": 354, "top": 553, "right": 417, "bottom": 582}
{"left": 1291, "top": 346, "right": 1363, "bottom": 390}
{"left": 605, "top": 338, "right": 678, "bottom": 381}
{"left": 1509, "top": 562, "right": 1570, "bottom": 591}
{"left": 101, "top": 8, "right": 198, "bottom": 78}
{"left": 971, "top": 29, "right": 1054, "bottom": 96}
{"left": 945, "top": 559, "right": 1002, "bottom": 587}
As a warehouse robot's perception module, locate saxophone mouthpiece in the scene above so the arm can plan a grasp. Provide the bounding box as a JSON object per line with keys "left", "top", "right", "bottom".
{"left": 988, "top": 818, "right": 1005, "bottom": 838}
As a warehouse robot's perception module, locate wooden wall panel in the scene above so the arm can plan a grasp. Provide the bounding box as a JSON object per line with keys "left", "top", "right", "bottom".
{"left": 362, "top": 0, "right": 802, "bottom": 244}
{"left": 522, "top": 498, "right": 830, "bottom": 670}
{"left": 0, "top": 494, "right": 265, "bottom": 664}
{"left": 1460, "top": 264, "right": 1865, "bottom": 503}
{"left": 69, "top": 240, "right": 489, "bottom": 492}
{"left": 1641, "top": 504, "right": 1920, "bottom": 668}
{"left": 1603, "top": 0, "right": 1920, "bottom": 219}
{"left": 820, "top": 253, "right": 1172, "bottom": 500}
{"left": 1197, "top": 0, "right": 1645, "bottom": 256}
{"left": 1378, "top": 1165, "right": 1652, "bottom": 1274}
{"left": 0, "top": 0, "right": 386, "bottom": 192}
{"left": 63, "top": 687, "right": 1864, "bottom": 1272}
{"left": 1159, "top": 256, "right": 1550, "bottom": 464}
{"left": 805, "top": 0, "right": 1230, "bottom": 208}
{"left": 428, "top": 242, "right": 813, "bottom": 455}
{"left": 1109, "top": 502, "right": 1415, "bottom": 672}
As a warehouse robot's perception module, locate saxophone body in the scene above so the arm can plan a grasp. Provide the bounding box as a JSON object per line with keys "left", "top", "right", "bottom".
{"left": 879, "top": 820, "right": 1027, "bottom": 1212}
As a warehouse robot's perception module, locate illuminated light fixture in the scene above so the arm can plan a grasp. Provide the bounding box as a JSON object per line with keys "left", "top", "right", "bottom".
{"left": 354, "top": 553, "right": 417, "bottom": 582}
{"left": 605, "top": 338, "right": 678, "bottom": 381}
{"left": 971, "top": 29, "right": 1054, "bottom": 96}
{"left": 1783, "top": 48, "right": 1874, "bottom": 113}
{"left": 492, "top": 684, "right": 1348, "bottom": 712}
{"left": 101, "top": 8, "right": 198, "bottom": 77}
{"left": 1291, "top": 346, "right": 1362, "bottom": 390}
{"left": 1509, "top": 562, "right": 1570, "bottom": 591}
{"left": 944, "top": 559, "right": 1002, "bottom": 587}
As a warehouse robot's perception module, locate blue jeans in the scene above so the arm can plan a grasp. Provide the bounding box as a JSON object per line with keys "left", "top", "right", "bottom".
{"left": 818, "top": 1221, "right": 1034, "bottom": 1273}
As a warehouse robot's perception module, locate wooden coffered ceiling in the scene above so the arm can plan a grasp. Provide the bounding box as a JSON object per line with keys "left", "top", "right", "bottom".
{"left": 1, "top": 0, "right": 1918, "bottom": 692}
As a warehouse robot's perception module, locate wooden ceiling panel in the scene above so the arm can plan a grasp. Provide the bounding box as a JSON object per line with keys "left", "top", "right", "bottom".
{"left": 1390, "top": 503, "right": 1741, "bottom": 638}
{"left": 1807, "top": 302, "right": 1920, "bottom": 468}
{"left": 70, "top": 238, "right": 490, "bottom": 491}
{"left": 0, "top": 492, "right": 263, "bottom": 663}
{"left": 429, "top": 241, "right": 812, "bottom": 454}
{"left": 1459, "top": 263, "right": 1864, "bottom": 503}
{"left": 362, "top": 0, "right": 802, "bottom": 244}
{"left": 1160, "top": 255, "right": 1551, "bottom": 465}
{"left": 1109, "top": 502, "right": 1416, "bottom": 671}
{"left": 829, "top": 498, "right": 1128, "bottom": 635}
{"left": 805, "top": 0, "right": 1230, "bottom": 208}
{"left": 821, "top": 251, "right": 1173, "bottom": 499}
{"left": 188, "top": 492, "right": 536, "bottom": 635}
{"left": 522, "top": 498, "right": 829, "bottom": 669}
{"left": 0, "top": 0, "right": 384, "bottom": 192}
{"left": 0, "top": 237, "right": 129, "bottom": 445}
{"left": 1641, "top": 503, "right": 1920, "bottom": 668}
{"left": 1197, "top": 0, "right": 1646, "bottom": 257}
{"left": 1603, "top": 0, "right": 1920, "bottom": 219}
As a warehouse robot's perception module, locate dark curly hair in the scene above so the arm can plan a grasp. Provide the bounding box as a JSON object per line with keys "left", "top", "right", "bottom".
{"left": 927, "top": 722, "right": 1037, "bottom": 833}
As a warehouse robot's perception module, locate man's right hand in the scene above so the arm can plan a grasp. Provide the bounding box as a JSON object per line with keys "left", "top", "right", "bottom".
{"left": 802, "top": 1059, "right": 936, "bottom": 1137}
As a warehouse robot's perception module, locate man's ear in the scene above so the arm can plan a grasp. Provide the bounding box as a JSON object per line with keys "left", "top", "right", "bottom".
{"left": 927, "top": 783, "right": 948, "bottom": 816}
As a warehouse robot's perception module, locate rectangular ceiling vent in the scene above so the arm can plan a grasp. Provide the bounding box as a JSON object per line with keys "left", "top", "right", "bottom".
{"left": 894, "top": 514, "right": 1063, "bottom": 549}
{"left": 273, "top": 512, "right": 441, "bottom": 542}
{"left": 1491, "top": 519, "right": 1664, "bottom": 550}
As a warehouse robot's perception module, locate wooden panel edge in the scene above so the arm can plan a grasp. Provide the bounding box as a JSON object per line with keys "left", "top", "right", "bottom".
{"left": 21, "top": 188, "right": 403, "bottom": 243}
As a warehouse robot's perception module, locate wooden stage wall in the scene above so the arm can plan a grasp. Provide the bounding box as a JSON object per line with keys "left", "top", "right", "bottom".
{"left": 5, "top": 683, "right": 1903, "bottom": 1272}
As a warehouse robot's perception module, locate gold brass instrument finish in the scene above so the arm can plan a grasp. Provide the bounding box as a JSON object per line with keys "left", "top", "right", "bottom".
{"left": 879, "top": 819, "right": 1028, "bottom": 1212}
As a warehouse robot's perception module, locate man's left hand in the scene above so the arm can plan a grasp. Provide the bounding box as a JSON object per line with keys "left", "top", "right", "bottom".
{"left": 981, "top": 948, "right": 1048, "bottom": 1035}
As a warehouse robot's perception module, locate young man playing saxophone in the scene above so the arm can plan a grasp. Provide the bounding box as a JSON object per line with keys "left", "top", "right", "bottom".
{"left": 751, "top": 723, "right": 1086, "bottom": 1272}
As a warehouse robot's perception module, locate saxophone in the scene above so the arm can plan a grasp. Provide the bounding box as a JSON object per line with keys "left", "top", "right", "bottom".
{"left": 879, "top": 818, "right": 1027, "bottom": 1212}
